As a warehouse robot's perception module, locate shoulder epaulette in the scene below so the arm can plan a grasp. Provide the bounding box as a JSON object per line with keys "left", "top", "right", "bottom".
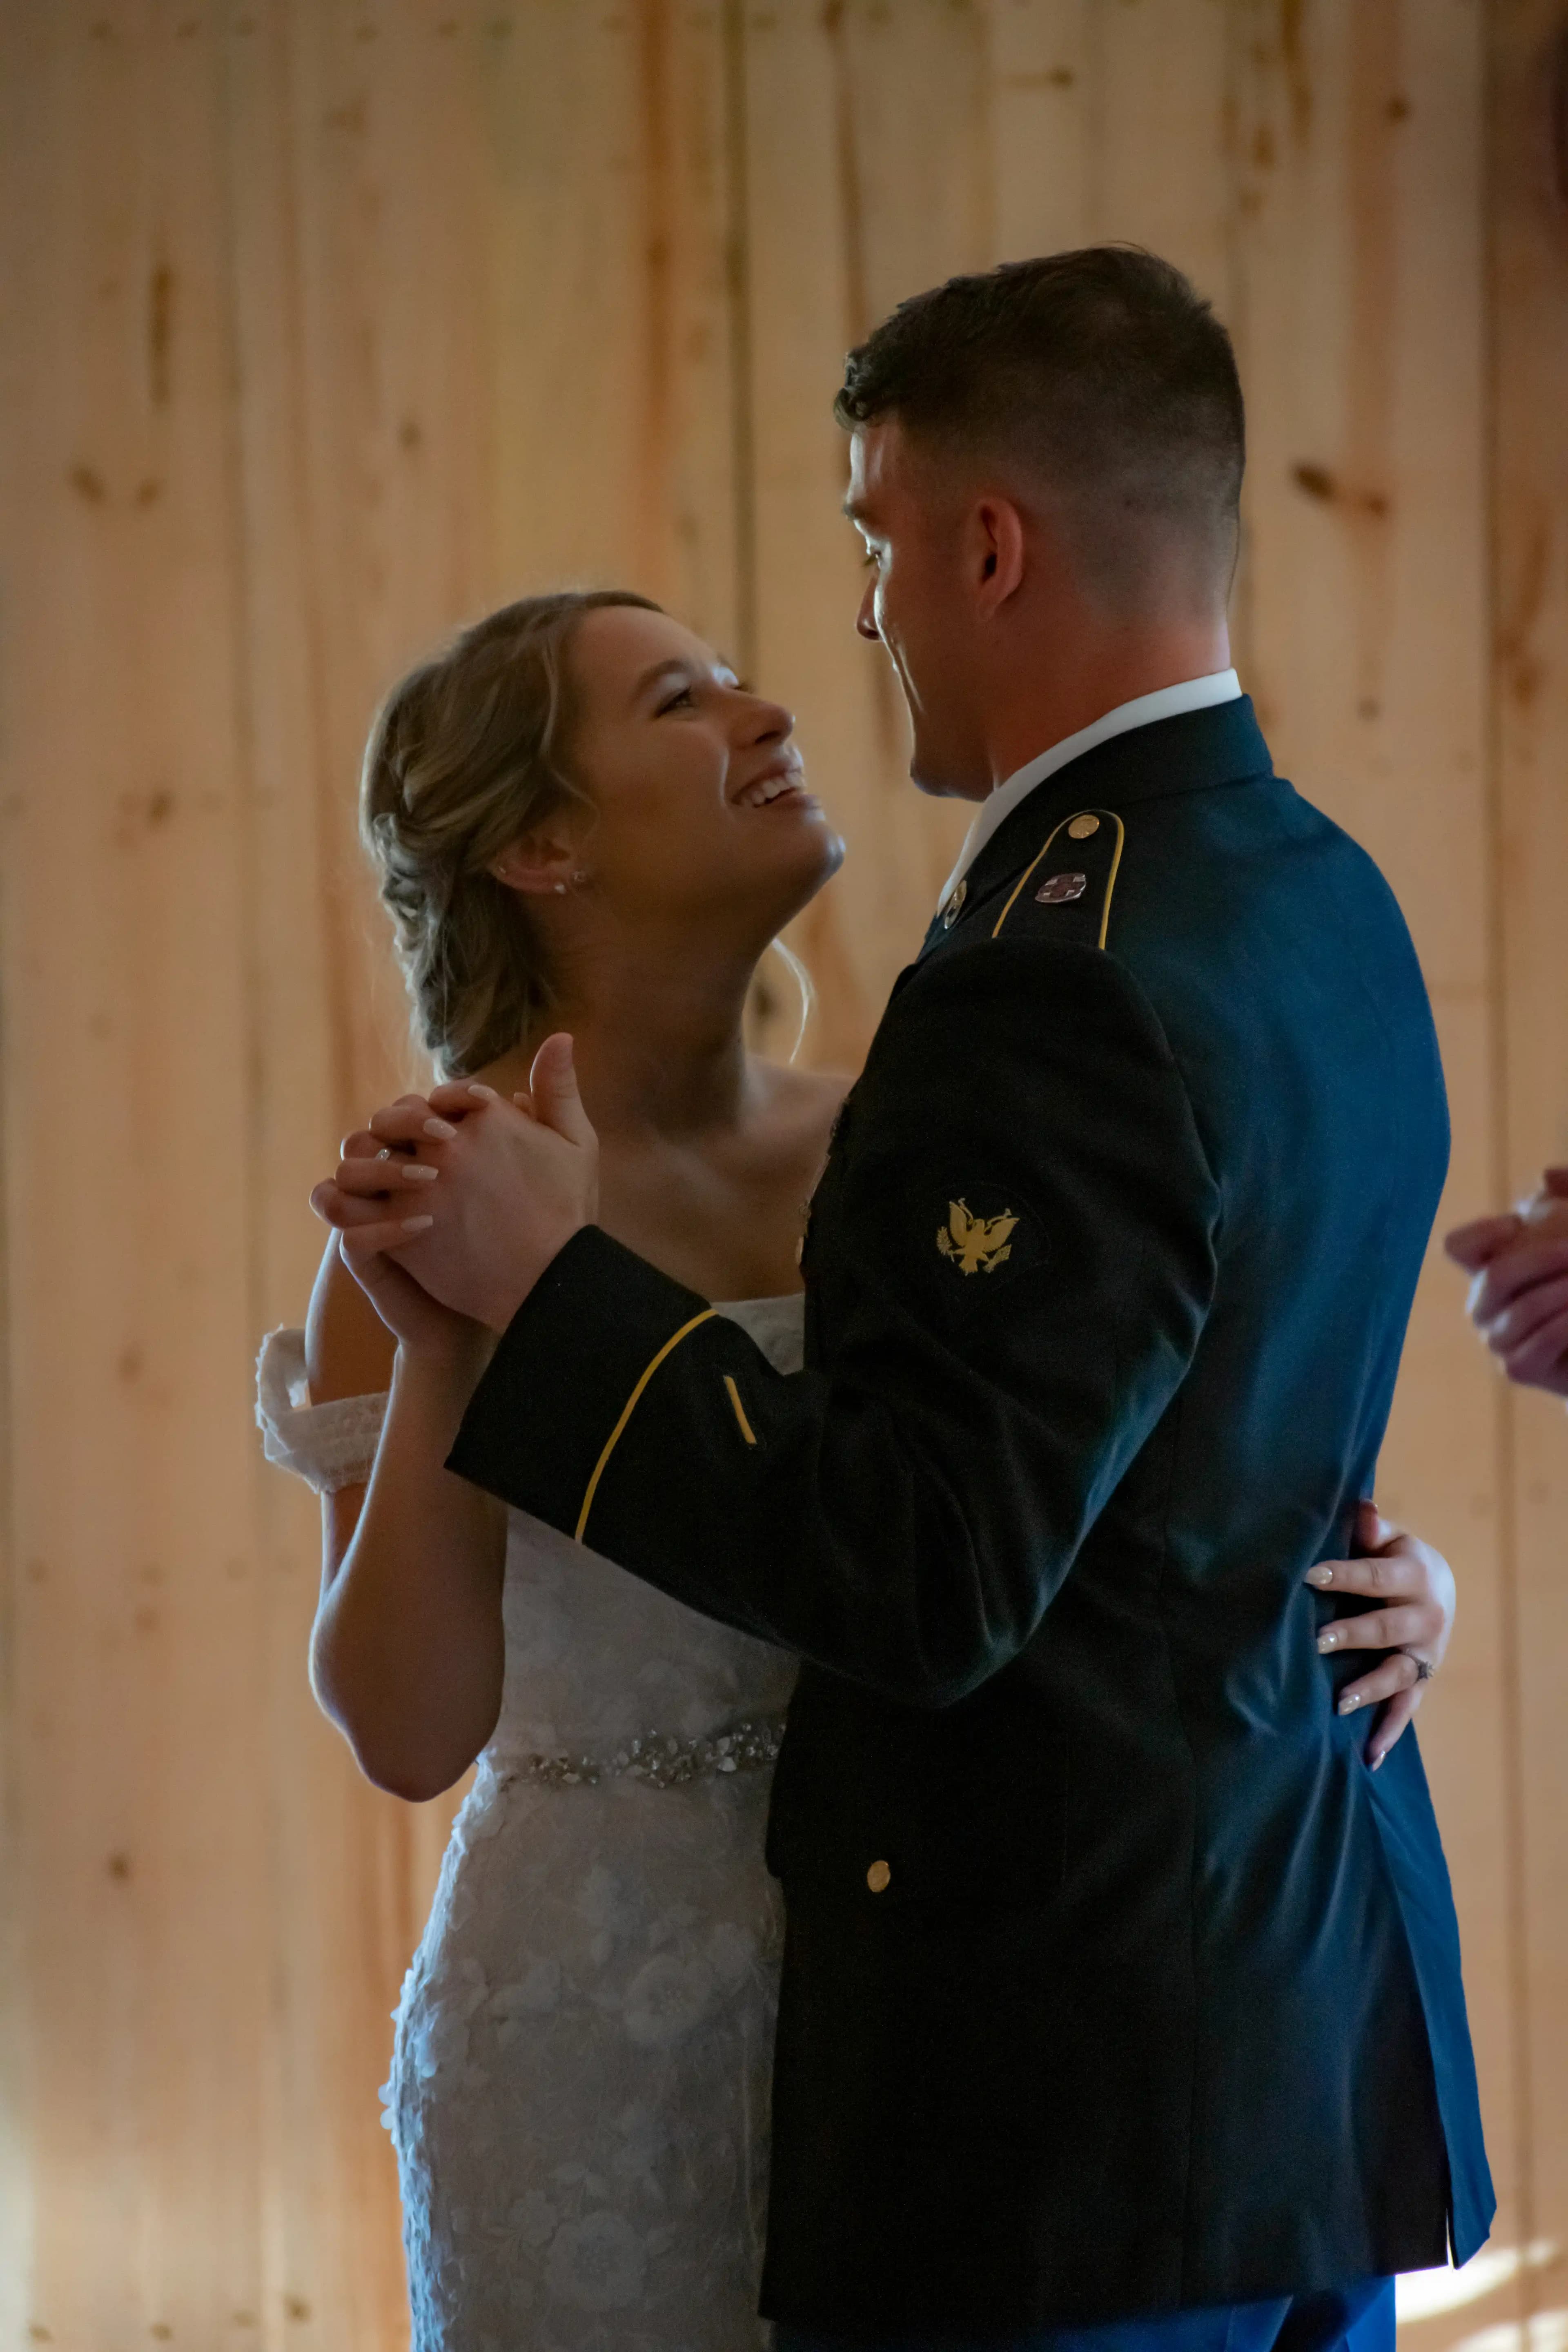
{"left": 989, "top": 808, "right": 1125, "bottom": 948}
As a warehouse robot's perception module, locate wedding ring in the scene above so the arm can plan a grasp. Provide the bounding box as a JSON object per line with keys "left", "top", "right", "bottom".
{"left": 1401, "top": 1650, "right": 1436, "bottom": 1682}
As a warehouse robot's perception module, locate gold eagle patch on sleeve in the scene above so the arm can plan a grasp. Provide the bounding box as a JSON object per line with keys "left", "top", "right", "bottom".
{"left": 937, "top": 1198, "right": 1018, "bottom": 1276}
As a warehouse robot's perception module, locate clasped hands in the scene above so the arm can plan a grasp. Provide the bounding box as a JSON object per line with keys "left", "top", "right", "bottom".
{"left": 311, "top": 1033, "right": 599, "bottom": 1350}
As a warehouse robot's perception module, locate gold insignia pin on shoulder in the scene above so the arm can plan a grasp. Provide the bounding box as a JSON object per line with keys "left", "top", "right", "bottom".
{"left": 941, "top": 878, "right": 968, "bottom": 929}
{"left": 991, "top": 806, "right": 1124, "bottom": 941}
{"left": 937, "top": 1197, "right": 1018, "bottom": 1276}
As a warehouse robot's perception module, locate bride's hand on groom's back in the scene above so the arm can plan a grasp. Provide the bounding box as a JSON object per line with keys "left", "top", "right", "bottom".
{"left": 1306, "top": 1501, "right": 1455, "bottom": 1769}
{"left": 311, "top": 1034, "right": 601, "bottom": 1334}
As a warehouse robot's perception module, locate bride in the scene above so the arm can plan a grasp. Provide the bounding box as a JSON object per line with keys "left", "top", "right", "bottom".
{"left": 257, "top": 588, "right": 1456, "bottom": 2350}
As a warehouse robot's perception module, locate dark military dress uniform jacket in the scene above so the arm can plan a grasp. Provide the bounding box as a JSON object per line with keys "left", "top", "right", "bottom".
{"left": 449, "top": 698, "right": 1493, "bottom": 2339}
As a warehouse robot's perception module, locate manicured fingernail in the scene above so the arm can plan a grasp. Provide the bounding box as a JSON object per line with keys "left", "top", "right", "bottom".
{"left": 423, "top": 1117, "right": 457, "bottom": 1140}
{"left": 468, "top": 1082, "right": 497, "bottom": 1100}
{"left": 1339, "top": 1693, "right": 1361, "bottom": 1714}
{"left": 1306, "top": 1565, "right": 1333, "bottom": 1587}
{"left": 401, "top": 1214, "right": 434, "bottom": 1233}
{"left": 1317, "top": 1631, "right": 1339, "bottom": 1653}
{"left": 1371, "top": 1752, "right": 1385, "bottom": 1771}
{"left": 401, "top": 1162, "right": 439, "bottom": 1183}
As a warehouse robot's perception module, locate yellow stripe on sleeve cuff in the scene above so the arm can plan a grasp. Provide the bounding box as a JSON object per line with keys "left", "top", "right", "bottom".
{"left": 574, "top": 1308, "right": 719, "bottom": 1543}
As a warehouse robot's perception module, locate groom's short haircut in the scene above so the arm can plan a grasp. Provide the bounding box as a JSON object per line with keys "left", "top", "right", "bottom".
{"left": 835, "top": 247, "right": 1244, "bottom": 600}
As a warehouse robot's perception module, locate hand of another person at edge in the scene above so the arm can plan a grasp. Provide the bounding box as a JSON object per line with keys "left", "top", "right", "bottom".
{"left": 1445, "top": 1167, "right": 1568, "bottom": 1399}
{"left": 1305, "top": 1501, "right": 1455, "bottom": 1769}
{"left": 311, "top": 1035, "right": 600, "bottom": 1334}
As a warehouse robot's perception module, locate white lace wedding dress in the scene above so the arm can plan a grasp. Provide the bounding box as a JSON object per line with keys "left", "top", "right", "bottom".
{"left": 256, "top": 1295, "right": 804, "bottom": 2352}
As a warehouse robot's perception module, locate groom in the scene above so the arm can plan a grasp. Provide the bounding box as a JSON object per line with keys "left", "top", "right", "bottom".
{"left": 323, "top": 251, "right": 1491, "bottom": 2349}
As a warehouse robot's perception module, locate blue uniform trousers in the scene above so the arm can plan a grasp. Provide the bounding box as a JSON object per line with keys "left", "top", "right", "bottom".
{"left": 773, "top": 2275, "right": 1394, "bottom": 2352}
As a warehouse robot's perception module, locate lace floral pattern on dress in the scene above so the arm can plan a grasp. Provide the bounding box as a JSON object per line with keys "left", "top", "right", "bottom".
{"left": 256, "top": 1293, "right": 804, "bottom": 2350}
{"left": 383, "top": 1761, "right": 785, "bottom": 2350}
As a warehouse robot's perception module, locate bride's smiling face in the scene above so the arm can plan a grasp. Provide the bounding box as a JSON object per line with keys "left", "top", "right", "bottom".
{"left": 551, "top": 604, "right": 844, "bottom": 933}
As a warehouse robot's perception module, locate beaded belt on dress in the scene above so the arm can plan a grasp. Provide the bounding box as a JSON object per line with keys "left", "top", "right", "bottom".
{"left": 512, "top": 1714, "right": 786, "bottom": 1791}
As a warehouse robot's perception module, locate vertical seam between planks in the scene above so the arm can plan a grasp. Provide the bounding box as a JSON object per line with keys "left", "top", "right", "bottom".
{"left": 1480, "top": 0, "right": 1536, "bottom": 2283}
{"left": 217, "top": 0, "right": 268, "bottom": 1478}
{"left": 823, "top": 3, "right": 868, "bottom": 343}
{"left": 0, "top": 4, "right": 25, "bottom": 2276}
{"left": 822, "top": 3, "right": 908, "bottom": 861}
{"left": 1221, "top": 2, "right": 1254, "bottom": 688}
{"left": 213, "top": 0, "right": 280, "bottom": 2318}
{"left": 721, "top": 0, "right": 757, "bottom": 684}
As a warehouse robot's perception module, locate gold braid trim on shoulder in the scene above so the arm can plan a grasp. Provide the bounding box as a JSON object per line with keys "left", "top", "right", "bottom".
{"left": 991, "top": 809, "right": 1126, "bottom": 948}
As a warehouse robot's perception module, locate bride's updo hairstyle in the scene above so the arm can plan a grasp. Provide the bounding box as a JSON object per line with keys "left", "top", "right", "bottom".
{"left": 361, "top": 590, "right": 661, "bottom": 1077}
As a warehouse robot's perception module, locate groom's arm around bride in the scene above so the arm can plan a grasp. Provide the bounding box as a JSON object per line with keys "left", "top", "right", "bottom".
{"left": 323, "top": 250, "right": 1492, "bottom": 2348}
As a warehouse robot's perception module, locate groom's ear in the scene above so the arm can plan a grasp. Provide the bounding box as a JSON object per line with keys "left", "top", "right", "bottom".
{"left": 970, "top": 495, "right": 1027, "bottom": 615}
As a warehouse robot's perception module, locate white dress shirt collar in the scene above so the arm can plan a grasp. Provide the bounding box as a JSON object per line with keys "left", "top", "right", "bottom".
{"left": 936, "top": 669, "right": 1242, "bottom": 911}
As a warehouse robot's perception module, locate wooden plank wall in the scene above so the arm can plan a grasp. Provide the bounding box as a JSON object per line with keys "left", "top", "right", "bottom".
{"left": 1, "top": 4, "right": 1563, "bottom": 2346}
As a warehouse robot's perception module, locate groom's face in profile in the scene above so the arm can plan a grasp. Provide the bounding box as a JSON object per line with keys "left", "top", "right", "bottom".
{"left": 846, "top": 419, "right": 996, "bottom": 805}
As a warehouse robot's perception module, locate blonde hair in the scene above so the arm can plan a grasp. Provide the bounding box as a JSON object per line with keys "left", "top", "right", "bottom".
{"left": 360, "top": 590, "right": 661, "bottom": 1076}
